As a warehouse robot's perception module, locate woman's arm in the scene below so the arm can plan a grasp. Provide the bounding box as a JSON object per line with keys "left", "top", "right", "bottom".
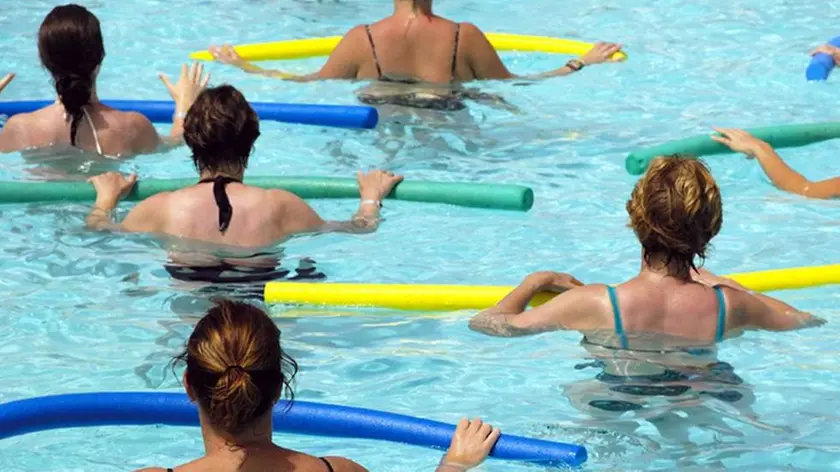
{"left": 712, "top": 128, "right": 840, "bottom": 199}
{"left": 209, "top": 26, "right": 366, "bottom": 82}
{"left": 436, "top": 418, "right": 501, "bottom": 472}
{"left": 468, "top": 272, "right": 598, "bottom": 337}
{"left": 693, "top": 268, "right": 825, "bottom": 331}
{"left": 460, "top": 23, "right": 623, "bottom": 80}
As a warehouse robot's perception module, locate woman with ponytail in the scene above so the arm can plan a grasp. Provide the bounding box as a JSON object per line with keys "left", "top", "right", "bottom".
{"left": 0, "top": 4, "right": 207, "bottom": 157}
{"left": 138, "top": 299, "right": 501, "bottom": 472}
{"left": 208, "top": 0, "right": 623, "bottom": 110}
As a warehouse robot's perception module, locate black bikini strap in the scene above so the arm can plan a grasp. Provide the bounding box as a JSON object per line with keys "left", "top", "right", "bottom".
{"left": 451, "top": 23, "right": 461, "bottom": 80}
{"left": 365, "top": 25, "right": 383, "bottom": 79}
{"left": 320, "top": 457, "right": 336, "bottom": 472}
{"left": 198, "top": 176, "right": 241, "bottom": 233}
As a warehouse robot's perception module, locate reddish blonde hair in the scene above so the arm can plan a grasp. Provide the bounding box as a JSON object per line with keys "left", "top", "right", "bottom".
{"left": 626, "top": 155, "right": 722, "bottom": 275}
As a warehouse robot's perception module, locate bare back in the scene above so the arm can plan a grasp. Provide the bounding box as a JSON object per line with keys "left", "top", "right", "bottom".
{"left": 143, "top": 445, "right": 366, "bottom": 472}
{"left": 124, "top": 183, "right": 324, "bottom": 249}
{"left": 0, "top": 103, "right": 159, "bottom": 156}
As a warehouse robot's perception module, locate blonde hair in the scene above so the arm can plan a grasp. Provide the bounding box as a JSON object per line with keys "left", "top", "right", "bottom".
{"left": 178, "top": 300, "right": 297, "bottom": 436}
{"left": 626, "top": 155, "right": 722, "bottom": 275}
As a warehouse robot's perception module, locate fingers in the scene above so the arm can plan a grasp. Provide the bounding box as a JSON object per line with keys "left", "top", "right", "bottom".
{"left": 467, "top": 417, "right": 482, "bottom": 434}
{"left": 179, "top": 63, "right": 188, "bottom": 80}
{"left": 158, "top": 73, "right": 174, "bottom": 93}
{"left": 485, "top": 426, "right": 502, "bottom": 447}
{"left": 201, "top": 72, "right": 212, "bottom": 88}
{"left": 477, "top": 420, "right": 493, "bottom": 439}
{"left": 455, "top": 417, "right": 469, "bottom": 433}
{"left": 127, "top": 173, "right": 138, "bottom": 185}
{"left": 710, "top": 135, "right": 729, "bottom": 144}
{"left": 0, "top": 73, "right": 15, "bottom": 92}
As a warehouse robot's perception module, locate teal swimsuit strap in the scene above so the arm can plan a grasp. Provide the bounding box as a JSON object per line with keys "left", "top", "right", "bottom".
{"left": 712, "top": 285, "right": 727, "bottom": 342}
{"left": 606, "top": 286, "right": 629, "bottom": 349}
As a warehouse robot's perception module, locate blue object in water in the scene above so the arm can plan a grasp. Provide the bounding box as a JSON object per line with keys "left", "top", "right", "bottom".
{"left": 0, "top": 100, "right": 378, "bottom": 129}
{"left": 806, "top": 36, "right": 840, "bottom": 81}
{"left": 0, "top": 392, "right": 587, "bottom": 466}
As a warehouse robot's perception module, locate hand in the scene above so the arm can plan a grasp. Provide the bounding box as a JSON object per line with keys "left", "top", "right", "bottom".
{"left": 0, "top": 73, "right": 14, "bottom": 94}
{"left": 442, "top": 418, "right": 501, "bottom": 469}
{"left": 810, "top": 44, "right": 840, "bottom": 65}
{"left": 579, "top": 42, "right": 624, "bottom": 65}
{"left": 159, "top": 62, "right": 211, "bottom": 115}
{"left": 711, "top": 128, "right": 769, "bottom": 158}
{"left": 526, "top": 271, "right": 584, "bottom": 292}
{"left": 209, "top": 44, "right": 248, "bottom": 68}
{"left": 357, "top": 170, "right": 404, "bottom": 201}
{"left": 88, "top": 172, "right": 138, "bottom": 209}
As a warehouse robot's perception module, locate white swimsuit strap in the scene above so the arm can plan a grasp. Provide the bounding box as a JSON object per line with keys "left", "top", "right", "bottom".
{"left": 82, "top": 108, "right": 104, "bottom": 156}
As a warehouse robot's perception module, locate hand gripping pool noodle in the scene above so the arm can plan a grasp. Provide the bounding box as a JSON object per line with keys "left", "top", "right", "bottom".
{"left": 189, "top": 33, "right": 627, "bottom": 62}
{"left": 0, "top": 178, "right": 534, "bottom": 211}
{"left": 806, "top": 36, "right": 840, "bottom": 81}
{"left": 263, "top": 264, "right": 840, "bottom": 310}
{"left": 0, "top": 392, "right": 587, "bottom": 466}
{"left": 625, "top": 122, "right": 840, "bottom": 175}
{"left": 0, "top": 100, "right": 378, "bottom": 129}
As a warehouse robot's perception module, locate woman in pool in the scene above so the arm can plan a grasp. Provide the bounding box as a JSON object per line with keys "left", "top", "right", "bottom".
{"left": 713, "top": 127, "right": 840, "bottom": 199}
{"left": 139, "top": 299, "right": 501, "bottom": 472}
{"left": 85, "top": 84, "right": 403, "bottom": 283}
{"left": 207, "top": 0, "right": 622, "bottom": 110}
{"left": 469, "top": 156, "right": 824, "bottom": 412}
{"left": 810, "top": 43, "right": 840, "bottom": 65}
{"left": 0, "top": 4, "right": 207, "bottom": 157}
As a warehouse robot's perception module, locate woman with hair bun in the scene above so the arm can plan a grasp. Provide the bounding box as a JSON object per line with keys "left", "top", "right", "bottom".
{"left": 0, "top": 4, "right": 207, "bottom": 157}
{"left": 470, "top": 156, "right": 823, "bottom": 340}
{"left": 139, "top": 299, "right": 501, "bottom": 472}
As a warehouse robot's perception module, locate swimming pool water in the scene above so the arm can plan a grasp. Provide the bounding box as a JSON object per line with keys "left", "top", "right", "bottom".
{"left": 1, "top": 0, "right": 840, "bottom": 470}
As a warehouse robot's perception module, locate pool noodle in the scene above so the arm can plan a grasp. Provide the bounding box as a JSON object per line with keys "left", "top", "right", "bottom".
{"left": 806, "top": 36, "right": 840, "bottom": 81}
{"left": 189, "top": 33, "right": 627, "bottom": 62}
{"left": 264, "top": 264, "right": 840, "bottom": 310}
{"left": 0, "top": 178, "right": 534, "bottom": 211}
{"left": 625, "top": 122, "right": 840, "bottom": 175}
{"left": 0, "top": 100, "right": 378, "bottom": 129}
{"left": 0, "top": 392, "right": 586, "bottom": 466}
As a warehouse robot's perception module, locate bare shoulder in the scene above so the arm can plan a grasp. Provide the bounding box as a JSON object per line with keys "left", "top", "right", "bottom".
{"left": 322, "top": 456, "right": 369, "bottom": 472}
{"left": 458, "top": 22, "right": 487, "bottom": 44}
{"left": 134, "top": 468, "right": 167, "bottom": 472}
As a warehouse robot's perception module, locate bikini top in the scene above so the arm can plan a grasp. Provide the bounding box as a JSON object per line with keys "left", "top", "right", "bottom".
{"left": 364, "top": 23, "right": 461, "bottom": 83}
{"left": 197, "top": 175, "right": 242, "bottom": 233}
{"left": 64, "top": 107, "right": 104, "bottom": 155}
{"left": 606, "top": 285, "right": 728, "bottom": 350}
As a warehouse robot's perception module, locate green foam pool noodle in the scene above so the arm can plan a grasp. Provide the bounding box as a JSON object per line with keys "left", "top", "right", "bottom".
{"left": 625, "top": 122, "right": 840, "bottom": 175}
{"left": 0, "top": 177, "right": 534, "bottom": 211}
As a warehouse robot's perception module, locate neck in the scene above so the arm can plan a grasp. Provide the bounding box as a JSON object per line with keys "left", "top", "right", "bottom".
{"left": 394, "top": 0, "right": 432, "bottom": 16}
{"left": 199, "top": 169, "right": 244, "bottom": 182}
{"left": 639, "top": 251, "right": 692, "bottom": 280}
{"left": 55, "top": 84, "right": 99, "bottom": 107}
{"left": 199, "top": 409, "right": 275, "bottom": 456}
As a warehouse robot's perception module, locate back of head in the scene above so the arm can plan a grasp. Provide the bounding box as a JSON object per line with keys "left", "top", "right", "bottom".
{"left": 179, "top": 299, "right": 297, "bottom": 436}
{"left": 38, "top": 4, "right": 105, "bottom": 146}
{"left": 626, "top": 155, "right": 722, "bottom": 275}
{"left": 184, "top": 85, "right": 260, "bottom": 175}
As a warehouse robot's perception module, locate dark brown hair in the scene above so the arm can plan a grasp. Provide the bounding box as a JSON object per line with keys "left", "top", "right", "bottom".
{"left": 626, "top": 155, "right": 722, "bottom": 276}
{"left": 184, "top": 85, "right": 260, "bottom": 175}
{"left": 38, "top": 4, "right": 105, "bottom": 147}
{"left": 177, "top": 300, "right": 297, "bottom": 436}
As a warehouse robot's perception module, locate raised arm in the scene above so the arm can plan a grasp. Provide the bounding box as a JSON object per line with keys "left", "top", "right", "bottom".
{"left": 468, "top": 271, "right": 598, "bottom": 337}
{"left": 693, "top": 268, "right": 825, "bottom": 331}
{"left": 209, "top": 26, "right": 365, "bottom": 82}
{"left": 156, "top": 62, "right": 211, "bottom": 147}
{"left": 460, "top": 23, "right": 623, "bottom": 80}
{"left": 713, "top": 128, "right": 840, "bottom": 199}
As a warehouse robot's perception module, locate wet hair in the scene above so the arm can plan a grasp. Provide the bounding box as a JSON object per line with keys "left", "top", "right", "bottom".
{"left": 176, "top": 299, "right": 297, "bottom": 436}
{"left": 626, "top": 155, "right": 722, "bottom": 276}
{"left": 184, "top": 85, "right": 260, "bottom": 175}
{"left": 38, "top": 4, "right": 105, "bottom": 146}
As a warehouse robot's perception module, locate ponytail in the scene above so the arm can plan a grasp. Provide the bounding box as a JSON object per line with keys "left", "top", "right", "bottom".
{"left": 55, "top": 73, "right": 94, "bottom": 146}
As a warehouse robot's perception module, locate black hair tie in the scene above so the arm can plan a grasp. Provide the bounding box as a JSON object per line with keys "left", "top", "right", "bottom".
{"left": 198, "top": 176, "right": 242, "bottom": 233}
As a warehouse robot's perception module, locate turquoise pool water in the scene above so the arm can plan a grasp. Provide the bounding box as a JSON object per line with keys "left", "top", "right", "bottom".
{"left": 1, "top": 0, "right": 840, "bottom": 470}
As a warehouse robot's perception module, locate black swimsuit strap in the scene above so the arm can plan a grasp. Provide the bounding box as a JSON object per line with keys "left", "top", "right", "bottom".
{"left": 321, "top": 457, "right": 335, "bottom": 472}
{"left": 198, "top": 176, "right": 242, "bottom": 233}
{"left": 451, "top": 23, "right": 461, "bottom": 80}
{"left": 365, "top": 25, "right": 383, "bottom": 79}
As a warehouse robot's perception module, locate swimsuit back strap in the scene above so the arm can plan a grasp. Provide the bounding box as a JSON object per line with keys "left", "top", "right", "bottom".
{"left": 82, "top": 108, "right": 104, "bottom": 156}
{"left": 606, "top": 285, "right": 629, "bottom": 349}
{"left": 198, "top": 176, "right": 242, "bottom": 233}
{"left": 712, "top": 285, "right": 727, "bottom": 342}
{"left": 451, "top": 23, "right": 461, "bottom": 80}
{"left": 321, "top": 457, "right": 336, "bottom": 472}
{"left": 364, "top": 25, "right": 383, "bottom": 79}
